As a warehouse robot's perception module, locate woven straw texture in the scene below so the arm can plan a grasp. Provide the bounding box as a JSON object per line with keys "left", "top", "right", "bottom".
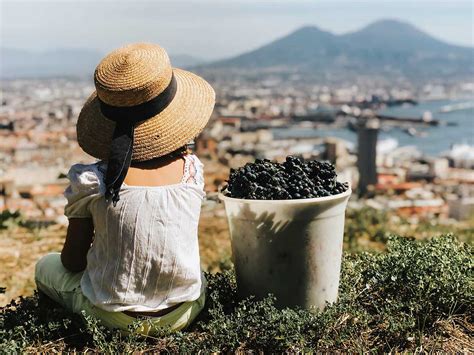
{"left": 77, "top": 43, "right": 215, "bottom": 161}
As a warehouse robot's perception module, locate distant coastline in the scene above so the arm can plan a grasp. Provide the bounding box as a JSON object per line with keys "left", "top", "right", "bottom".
{"left": 273, "top": 99, "right": 474, "bottom": 156}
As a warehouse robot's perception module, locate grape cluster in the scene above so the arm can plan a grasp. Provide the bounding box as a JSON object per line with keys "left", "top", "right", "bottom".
{"left": 223, "top": 156, "right": 349, "bottom": 200}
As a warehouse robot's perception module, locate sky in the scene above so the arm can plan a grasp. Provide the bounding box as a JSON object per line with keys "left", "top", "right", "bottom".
{"left": 1, "top": 0, "right": 473, "bottom": 60}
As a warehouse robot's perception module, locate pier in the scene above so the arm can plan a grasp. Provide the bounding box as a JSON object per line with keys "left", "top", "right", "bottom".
{"left": 375, "top": 114, "right": 439, "bottom": 126}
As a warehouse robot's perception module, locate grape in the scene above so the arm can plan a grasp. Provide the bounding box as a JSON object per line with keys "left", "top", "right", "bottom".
{"left": 223, "top": 156, "right": 349, "bottom": 200}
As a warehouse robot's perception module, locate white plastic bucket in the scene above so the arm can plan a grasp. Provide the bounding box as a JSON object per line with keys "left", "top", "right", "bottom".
{"left": 219, "top": 187, "right": 351, "bottom": 310}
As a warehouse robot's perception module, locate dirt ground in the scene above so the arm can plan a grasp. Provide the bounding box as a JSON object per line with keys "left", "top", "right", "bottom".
{"left": 0, "top": 204, "right": 231, "bottom": 307}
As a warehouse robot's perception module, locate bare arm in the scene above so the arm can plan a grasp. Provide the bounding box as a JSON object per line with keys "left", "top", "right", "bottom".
{"left": 61, "top": 218, "right": 94, "bottom": 272}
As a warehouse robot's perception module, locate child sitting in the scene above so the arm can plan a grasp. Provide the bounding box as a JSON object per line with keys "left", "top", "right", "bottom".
{"left": 35, "top": 42, "right": 215, "bottom": 334}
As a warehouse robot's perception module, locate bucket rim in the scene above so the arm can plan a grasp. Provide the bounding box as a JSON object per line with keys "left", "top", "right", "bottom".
{"left": 218, "top": 184, "right": 352, "bottom": 204}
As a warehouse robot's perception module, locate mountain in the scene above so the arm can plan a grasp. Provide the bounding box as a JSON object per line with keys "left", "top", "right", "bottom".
{"left": 341, "top": 19, "right": 457, "bottom": 51}
{"left": 1, "top": 48, "right": 103, "bottom": 78}
{"left": 0, "top": 49, "right": 205, "bottom": 79}
{"left": 2, "top": 20, "right": 472, "bottom": 79}
{"left": 207, "top": 19, "right": 474, "bottom": 78}
{"left": 170, "top": 54, "right": 206, "bottom": 68}
{"left": 214, "top": 26, "right": 340, "bottom": 69}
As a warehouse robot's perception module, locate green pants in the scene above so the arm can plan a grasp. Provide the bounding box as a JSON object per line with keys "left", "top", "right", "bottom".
{"left": 35, "top": 253, "right": 205, "bottom": 335}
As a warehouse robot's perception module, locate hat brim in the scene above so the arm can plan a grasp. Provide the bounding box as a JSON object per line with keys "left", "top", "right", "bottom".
{"left": 77, "top": 68, "right": 215, "bottom": 162}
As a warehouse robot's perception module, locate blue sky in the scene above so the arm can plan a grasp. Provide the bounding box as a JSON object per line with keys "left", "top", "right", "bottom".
{"left": 1, "top": 0, "right": 473, "bottom": 60}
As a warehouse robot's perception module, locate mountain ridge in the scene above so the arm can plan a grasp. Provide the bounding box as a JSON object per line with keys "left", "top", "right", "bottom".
{"left": 2, "top": 20, "right": 472, "bottom": 79}
{"left": 0, "top": 48, "right": 205, "bottom": 79}
{"left": 205, "top": 19, "right": 473, "bottom": 78}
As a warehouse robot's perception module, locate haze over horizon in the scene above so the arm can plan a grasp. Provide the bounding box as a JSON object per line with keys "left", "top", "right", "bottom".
{"left": 1, "top": 0, "right": 473, "bottom": 61}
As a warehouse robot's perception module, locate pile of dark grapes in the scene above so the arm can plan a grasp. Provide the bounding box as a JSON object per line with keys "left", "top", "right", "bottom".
{"left": 223, "top": 156, "right": 349, "bottom": 200}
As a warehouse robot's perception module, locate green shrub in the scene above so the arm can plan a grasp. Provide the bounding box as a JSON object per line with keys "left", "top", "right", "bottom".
{"left": 345, "top": 207, "right": 390, "bottom": 248}
{"left": 0, "top": 210, "right": 23, "bottom": 230}
{"left": 344, "top": 207, "right": 474, "bottom": 250}
{"left": 0, "top": 209, "right": 52, "bottom": 232}
{"left": 1, "top": 235, "right": 472, "bottom": 352}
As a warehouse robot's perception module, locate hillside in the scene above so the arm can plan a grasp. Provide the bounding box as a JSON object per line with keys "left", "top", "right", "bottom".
{"left": 1, "top": 234, "right": 472, "bottom": 352}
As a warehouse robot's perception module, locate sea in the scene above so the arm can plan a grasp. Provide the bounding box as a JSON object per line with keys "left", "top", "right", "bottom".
{"left": 272, "top": 99, "right": 474, "bottom": 157}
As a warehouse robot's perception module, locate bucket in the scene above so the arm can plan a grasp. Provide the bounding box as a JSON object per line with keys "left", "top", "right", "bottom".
{"left": 219, "top": 187, "right": 351, "bottom": 310}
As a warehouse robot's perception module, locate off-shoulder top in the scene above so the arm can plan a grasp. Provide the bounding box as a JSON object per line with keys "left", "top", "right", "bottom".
{"left": 63, "top": 154, "right": 206, "bottom": 312}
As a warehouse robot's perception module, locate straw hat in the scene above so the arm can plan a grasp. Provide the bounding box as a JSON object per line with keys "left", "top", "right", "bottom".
{"left": 77, "top": 43, "right": 215, "bottom": 162}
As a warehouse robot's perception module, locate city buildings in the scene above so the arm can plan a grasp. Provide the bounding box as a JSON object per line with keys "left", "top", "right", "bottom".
{"left": 0, "top": 76, "right": 473, "bottom": 224}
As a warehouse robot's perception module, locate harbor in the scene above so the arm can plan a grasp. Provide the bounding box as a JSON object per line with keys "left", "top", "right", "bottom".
{"left": 272, "top": 99, "right": 473, "bottom": 156}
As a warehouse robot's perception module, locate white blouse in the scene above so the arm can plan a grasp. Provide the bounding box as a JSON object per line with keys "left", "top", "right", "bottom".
{"left": 63, "top": 154, "right": 206, "bottom": 312}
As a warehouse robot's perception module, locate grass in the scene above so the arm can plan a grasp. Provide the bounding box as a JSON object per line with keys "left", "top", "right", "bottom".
{"left": 1, "top": 235, "right": 473, "bottom": 352}
{"left": 1, "top": 205, "right": 472, "bottom": 306}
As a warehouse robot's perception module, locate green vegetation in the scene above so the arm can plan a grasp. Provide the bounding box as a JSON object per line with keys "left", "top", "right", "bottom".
{"left": 344, "top": 207, "right": 474, "bottom": 250}
{"left": 0, "top": 209, "right": 55, "bottom": 232}
{"left": 1, "top": 235, "right": 472, "bottom": 352}
{"left": 0, "top": 210, "right": 23, "bottom": 230}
